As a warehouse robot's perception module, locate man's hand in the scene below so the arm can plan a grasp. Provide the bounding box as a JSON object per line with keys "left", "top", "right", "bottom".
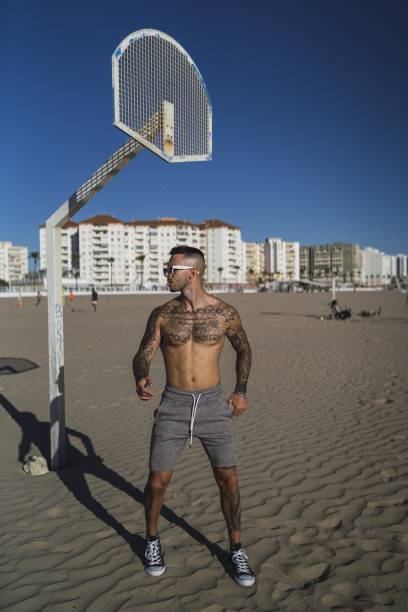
{"left": 136, "top": 376, "right": 156, "bottom": 401}
{"left": 227, "top": 393, "right": 248, "bottom": 417}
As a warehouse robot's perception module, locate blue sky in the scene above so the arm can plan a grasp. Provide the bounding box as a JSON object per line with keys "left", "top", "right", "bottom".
{"left": 1, "top": 0, "right": 407, "bottom": 258}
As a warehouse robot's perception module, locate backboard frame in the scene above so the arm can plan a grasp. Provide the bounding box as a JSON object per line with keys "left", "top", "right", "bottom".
{"left": 112, "top": 29, "right": 212, "bottom": 163}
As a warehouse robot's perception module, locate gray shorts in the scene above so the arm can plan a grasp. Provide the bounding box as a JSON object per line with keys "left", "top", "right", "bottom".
{"left": 150, "top": 384, "right": 236, "bottom": 471}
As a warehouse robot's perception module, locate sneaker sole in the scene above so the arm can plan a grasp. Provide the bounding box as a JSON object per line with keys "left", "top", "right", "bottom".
{"left": 144, "top": 565, "right": 166, "bottom": 577}
{"left": 234, "top": 575, "right": 255, "bottom": 587}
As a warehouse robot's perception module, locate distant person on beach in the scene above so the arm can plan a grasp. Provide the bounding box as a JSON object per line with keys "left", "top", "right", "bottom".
{"left": 69, "top": 289, "right": 75, "bottom": 310}
{"left": 133, "top": 245, "right": 255, "bottom": 587}
{"left": 91, "top": 288, "right": 98, "bottom": 312}
{"left": 329, "top": 299, "right": 340, "bottom": 320}
{"left": 36, "top": 291, "right": 41, "bottom": 306}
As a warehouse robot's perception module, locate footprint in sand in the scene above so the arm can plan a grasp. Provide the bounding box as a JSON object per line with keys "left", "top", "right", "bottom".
{"left": 45, "top": 506, "right": 65, "bottom": 518}
{"left": 30, "top": 540, "right": 51, "bottom": 550}
{"left": 372, "top": 397, "right": 394, "bottom": 406}
{"left": 281, "top": 561, "right": 331, "bottom": 588}
{"left": 290, "top": 531, "right": 316, "bottom": 546}
{"left": 318, "top": 516, "right": 343, "bottom": 530}
{"left": 357, "top": 538, "right": 396, "bottom": 552}
{"left": 321, "top": 583, "right": 394, "bottom": 609}
{"left": 367, "top": 496, "right": 407, "bottom": 508}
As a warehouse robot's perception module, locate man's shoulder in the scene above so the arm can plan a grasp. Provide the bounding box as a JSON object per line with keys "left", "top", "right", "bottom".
{"left": 212, "top": 298, "right": 239, "bottom": 320}
{"left": 150, "top": 298, "right": 179, "bottom": 318}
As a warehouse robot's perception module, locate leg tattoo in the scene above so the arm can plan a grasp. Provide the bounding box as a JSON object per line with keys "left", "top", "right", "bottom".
{"left": 144, "top": 482, "right": 155, "bottom": 534}
{"left": 220, "top": 485, "right": 241, "bottom": 541}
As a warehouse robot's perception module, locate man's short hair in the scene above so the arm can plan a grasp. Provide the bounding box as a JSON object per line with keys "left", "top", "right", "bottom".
{"left": 170, "top": 245, "right": 205, "bottom": 274}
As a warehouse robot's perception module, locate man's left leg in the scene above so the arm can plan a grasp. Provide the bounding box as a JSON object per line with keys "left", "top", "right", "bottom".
{"left": 213, "top": 466, "right": 241, "bottom": 545}
{"left": 213, "top": 466, "right": 255, "bottom": 587}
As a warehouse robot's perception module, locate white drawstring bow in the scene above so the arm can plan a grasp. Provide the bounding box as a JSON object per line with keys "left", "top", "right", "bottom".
{"left": 189, "top": 392, "right": 202, "bottom": 447}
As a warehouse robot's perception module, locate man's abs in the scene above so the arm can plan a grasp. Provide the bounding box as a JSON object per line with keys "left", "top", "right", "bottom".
{"left": 162, "top": 340, "right": 224, "bottom": 390}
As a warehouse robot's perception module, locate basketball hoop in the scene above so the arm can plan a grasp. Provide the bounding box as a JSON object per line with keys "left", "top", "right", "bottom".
{"left": 113, "top": 29, "right": 212, "bottom": 162}
{"left": 45, "top": 29, "right": 212, "bottom": 469}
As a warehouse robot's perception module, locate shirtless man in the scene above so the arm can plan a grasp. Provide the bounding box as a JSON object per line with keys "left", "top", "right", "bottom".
{"left": 133, "top": 245, "right": 255, "bottom": 587}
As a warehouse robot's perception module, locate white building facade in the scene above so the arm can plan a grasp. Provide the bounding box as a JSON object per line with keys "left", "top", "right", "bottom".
{"left": 244, "top": 242, "right": 265, "bottom": 281}
{"left": 361, "top": 247, "right": 383, "bottom": 286}
{"left": 396, "top": 254, "right": 408, "bottom": 279}
{"left": 0, "top": 241, "right": 28, "bottom": 282}
{"left": 204, "top": 220, "right": 245, "bottom": 284}
{"left": 39, "top": 216, "right": 246, "bottom": 287}
{"left": 361, "top": 247, "right": 401, "bottom": 286}
{"left": 40, "top": 221, "right": 79, "bottom": 278}
{"left": 264, "top": 237, "right": 300, "bottom": 281}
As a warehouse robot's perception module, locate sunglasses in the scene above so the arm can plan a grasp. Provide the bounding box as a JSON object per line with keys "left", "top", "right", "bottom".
{"left": 163, "top": 264, "right": 197, "bottom": 276}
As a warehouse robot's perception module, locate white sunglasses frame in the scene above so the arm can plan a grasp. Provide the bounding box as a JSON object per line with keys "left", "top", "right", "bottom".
{"left": 163, "top": 264, "right": 198, "bottom": 276}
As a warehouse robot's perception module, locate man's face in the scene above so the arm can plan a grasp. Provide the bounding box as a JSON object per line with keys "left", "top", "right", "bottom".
{"left": 165, "top": 254, "right": 196, "bottom": 292}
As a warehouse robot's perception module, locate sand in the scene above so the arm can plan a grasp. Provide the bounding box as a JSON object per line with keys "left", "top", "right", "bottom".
{"left": 1, "top": 291, "right": 408, "bottom": 611}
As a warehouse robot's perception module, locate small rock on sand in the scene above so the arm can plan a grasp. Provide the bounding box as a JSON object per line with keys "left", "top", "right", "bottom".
{"left": 372, "top": 397, "right": 392, "bottom": 405}
{"left": 22, "top": 456, "right": 49, "bottom": 476}
{"left": 380, "top": 468, "right": 398, "bottom": 481}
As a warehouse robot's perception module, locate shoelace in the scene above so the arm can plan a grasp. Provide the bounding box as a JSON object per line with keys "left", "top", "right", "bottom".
{"left": 145, "top": 539, "right": 162, "bottom": 564}
{"left": 189, "top": 392, "right": 202, "bottom": 447}
{"left": 231, "top": 548, "right": 251, "bottom": 574}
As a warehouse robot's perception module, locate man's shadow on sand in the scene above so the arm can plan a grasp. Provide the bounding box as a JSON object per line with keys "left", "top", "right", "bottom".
{"left": 0, "top": 394, "right": 230, "bottom": 572}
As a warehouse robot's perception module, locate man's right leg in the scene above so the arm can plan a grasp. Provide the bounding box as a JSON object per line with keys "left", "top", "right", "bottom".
{"left": 143, "top": 469, "right": 174, "bottom": 576}
{"left": 145, "top": 387, "right": 188, "bottom": 575}
{"left": 144, "top": 469, "right": 174, "bottom": 536}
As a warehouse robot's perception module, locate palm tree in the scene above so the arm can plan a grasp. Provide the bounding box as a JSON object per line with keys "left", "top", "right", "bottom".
{"left": 136, "top": 254, "right": 146, "bottom": 289}
{"left": 30, "top": 251, "right": 40, "bottom": 290}
{"left": 248, "top": 267, "right": 255, "bottom": 286}
{"left": 72, "top": 253, "right": 80, "bottom": 290}
{"left": 107, "top": 257, "right": 115, "bottom": 289}
{"left": 217, "top": 266, "right": 223, "bottom": 283}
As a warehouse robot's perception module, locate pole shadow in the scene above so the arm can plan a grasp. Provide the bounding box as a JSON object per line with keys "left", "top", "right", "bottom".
{"left": 0, "top": 394, "right": 230, "bottom": 572}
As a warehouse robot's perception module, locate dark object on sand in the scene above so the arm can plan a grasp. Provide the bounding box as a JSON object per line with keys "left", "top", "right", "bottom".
{"left": 358, "top": 307, "right": 382, "bottom": 318}
{"left": 0, "top": 357, "right": 39, "bottom": 375}
{"left": 327, "top": 299, "right": 352, "bottom": 320}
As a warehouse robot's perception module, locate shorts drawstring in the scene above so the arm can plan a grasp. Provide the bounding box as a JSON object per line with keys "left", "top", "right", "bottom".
{"left": 189, "top": 392, "right": 202, "bottom": 447}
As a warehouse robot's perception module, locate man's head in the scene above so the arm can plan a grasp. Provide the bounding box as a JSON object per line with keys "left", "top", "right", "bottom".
{"left": 164, "top": 246, "right": 205, "bottom": 292}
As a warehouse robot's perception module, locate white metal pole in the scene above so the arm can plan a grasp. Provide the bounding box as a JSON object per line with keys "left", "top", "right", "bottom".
{"left": 46, "top": 223, "right": 66, "bottom": 469}
{"left": 45, "top": 117, "right": 159, "bottom": 470}
{"left": 332, "top": 277, "right": 336, "bottom": 301}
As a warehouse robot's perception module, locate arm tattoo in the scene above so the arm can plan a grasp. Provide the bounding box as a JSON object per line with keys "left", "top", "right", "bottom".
{"left": 132, "top": 307, "right": 162, "bottom": 381}
{"left": 226, "top": 308, "right": 252, "bottom": 394}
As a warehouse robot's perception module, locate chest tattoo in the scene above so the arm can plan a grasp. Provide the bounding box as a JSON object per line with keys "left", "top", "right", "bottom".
{"left": 162, "top": 306, "right": 230, "bottom": 346}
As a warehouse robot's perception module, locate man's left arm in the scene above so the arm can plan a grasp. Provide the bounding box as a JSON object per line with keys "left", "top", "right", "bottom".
{"left": 225, "top": 308, "right": 252, "bottom": 416}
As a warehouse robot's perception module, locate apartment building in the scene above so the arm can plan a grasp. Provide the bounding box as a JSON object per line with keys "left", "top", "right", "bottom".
{"left": 204, "top": 219, "right": 245, "bottom": 283}
{"left": 39, "top": 220, "right": 79, "bottom": 277}
{"left": 300, "top": 246, "right": 312, "bottom": 280}
{"left": 264, "top": 237, "right": 300, "bottom": 281}
{"left": 244, "top": 242, "right": 265, "bottom": 281}
{"left": 361, "top": 247, "right": 383, "bottom": 286}
{"left": 361, "top": 248, "right": 401, "bottom": 286}
{"left": 0, "top": 241, "right": 28, "bottom": 282}
{"left": 301, "top": 243, "right": 362, "bottom": 283}
{"left": 396, "top": 254, "right": 408, "bottom": 279}
{"left": 39, "top": 216, "right": 245, "bottom": 287}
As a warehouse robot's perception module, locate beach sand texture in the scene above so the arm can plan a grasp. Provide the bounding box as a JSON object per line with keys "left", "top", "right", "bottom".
{"left": 1, "top": 292, "right": 408, "bottom": 611}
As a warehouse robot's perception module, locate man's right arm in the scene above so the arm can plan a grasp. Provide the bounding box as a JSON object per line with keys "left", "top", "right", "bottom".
{"left": 132, "top": 307, "right": 163, "bottom": 400}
